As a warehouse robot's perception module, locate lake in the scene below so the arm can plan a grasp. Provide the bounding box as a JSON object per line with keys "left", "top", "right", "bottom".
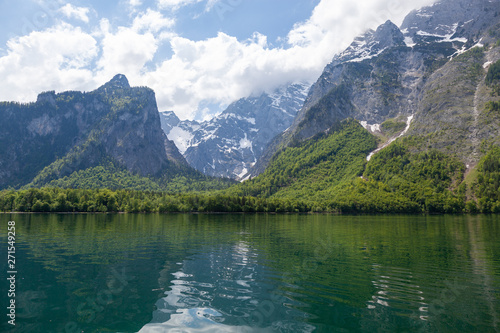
{"left": 1, "top": 214, "right": 499, "bottom": 332}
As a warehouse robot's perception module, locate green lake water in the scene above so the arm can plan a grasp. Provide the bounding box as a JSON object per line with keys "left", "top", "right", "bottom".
{"left": 1, "top": 214, "right": 499, "bottom": 332}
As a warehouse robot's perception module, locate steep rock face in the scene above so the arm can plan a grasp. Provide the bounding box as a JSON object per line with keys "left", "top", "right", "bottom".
{"left": 161, "top": 82, "right": 310, "bottom": 179}
{"left": 97, "top": 77, "right": 186, "bottom": 176}
{"left": 0, "top": 74, "right": 187, "bottom": 189}
{"left": 401, "top": 0, "right": 499, "bottom": 43}
{"left": 407, "top": 44, "right": 500, "bottom": 167}
{"left": 300, "top": 21, "right": 407, "bottom": 115}
{"left": 252, "top": 0, "right": 500, "bottom": 176}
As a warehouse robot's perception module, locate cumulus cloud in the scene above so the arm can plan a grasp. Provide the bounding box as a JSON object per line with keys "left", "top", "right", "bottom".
{"left": 96, "top": 22, "right": 159, "bottom": 82}
{"left": 287, "top": 0, "right": 436, "bottom": 49}
{"left": 94, "top": 10, "right": 175, "bottom": 83}
{"left": 142, "top": 32, "right": 326, "bottom": 118}
{"left": 58, "top": 4, "right": 91, "bottom": 23}
{"left": 0, "top": 23, "right": 97, "bottom": 102}
{"left": 132, "top": 9, "right": 176, "bottom": 34}
{"left": 157, "top": 0, "right": 222, "bottom": 12}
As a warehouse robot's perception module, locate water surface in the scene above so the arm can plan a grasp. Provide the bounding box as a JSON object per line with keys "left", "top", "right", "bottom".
{"left": 1, "top": 214, "right": 499, "bottom": 332}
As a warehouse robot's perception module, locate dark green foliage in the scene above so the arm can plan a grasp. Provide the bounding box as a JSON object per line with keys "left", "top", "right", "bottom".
{"left": 473, "top": 146, "right": 500, "bottom": 213}
{"left": 219, "top": 120, "right": 500, "bottom": 214}
{"left": 451, "top": 47, "right": 485, "bottom": 84}
{"left": 453, "top": 46, "right": 484, "bottom": 63}
{"left": 23, "top": 160, "right": 235, "bottom": 193}
{"left": 486, "top": 59, "right": 500, "bottom": 95}
{"left": 486, "top": 59, "right": 500, "bottom": 86}
{"left": 485, "top": 101, "right": 500, "bottom": 113}
{"left": 0, "top": 188, "right": 312, "bottom": 213}
{"left": 157, "top": 172, "right": 237, "bottom": 193}
{"left": 361, "top": 143, "right": 466, "bottom": 214}
{"left": 41, "top": 162, "right": 163, "bottom": 191}
{"left": 226, "top": 121, "right": 474, "bottom": 214}
{"left": 229, "top": 119, "right": 459, "bottom": 213}
{"left": 0, "top": 76, "right": 236, "bottom": 194}
{"left": 4, "top": 115, "right": 500, "bottom": 214}
{"left": 330, "top": 178, "right": 422, "bottom": 214}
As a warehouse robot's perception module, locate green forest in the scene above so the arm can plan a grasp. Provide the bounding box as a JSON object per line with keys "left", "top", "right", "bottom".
{"left": 3, "top": 119, "right": 500, "bottom": 214}
{"left": 0, "top": 188, "right": 311, "bottom": 213}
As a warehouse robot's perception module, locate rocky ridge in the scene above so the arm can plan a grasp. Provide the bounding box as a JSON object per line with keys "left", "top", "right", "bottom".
{"left": 252, "top": 0, "right": 500, "bottom": 176}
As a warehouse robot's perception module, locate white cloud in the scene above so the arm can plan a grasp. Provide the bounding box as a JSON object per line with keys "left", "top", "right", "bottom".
{"left": 156, "top": 0, "right": 223, "bottom": 13}
{"left": 96, "top": 22, "right": 159, "bottom": 82}
{"left": 287, "top": 0, "right": 436, "bottom": 50}
{"left": 157, "top": 0, "right": 203, "bottom": 11}
{"left": 142, "top": 32, "right": 325, "bottom": 119}
{"left": 132, "top": 9, "right": 175, "bottom": 33}
{"left": 0, "top": 23, "right": 97, "bottom": 102}
{"left": 205, "top": 0, "right": 222, "bottom": 11}
{"left": 130, "top": 0, "right": 143, "bottom": 7}
{"left": 58, "top": 4, "right": 91, "bottom": 23}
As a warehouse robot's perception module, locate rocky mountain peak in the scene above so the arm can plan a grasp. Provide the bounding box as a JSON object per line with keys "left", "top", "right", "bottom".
{"left": 36, "top": 91, "right": 57, "bottom": 106}
{"left": 160, "top": 111, "right": 181, "bottom": 127}
{"left": 331, "top": 20, "right": 404, "bottom": 65}
{"left": 373, "top": 20, "right": 405, "bottom": 47}
{"left": 100, "top": 74, "right": 131, "bottom": 90}
{"left": 0, "top": 75, "right": 189, "bottom": 189}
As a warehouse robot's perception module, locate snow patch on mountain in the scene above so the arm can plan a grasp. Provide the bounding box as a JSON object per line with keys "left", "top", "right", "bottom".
{"left": 239, "top": 134, "right": 252, "bottom": 150}
{"left": 404, "top": 36, "right": 416, "bottom": 48}
{"left": 367, "top": 115, "right": 414, "bottom": 161}
{"left": 360, "top": 121, "right": 381, "bottom": 133}
{"left": 330, "top": 21, "right": 405, "bottom": 66}
{"left": 415, "top": 23, "right": 468, "bottom": 43}
{"left": 169, "top": 126, "right": 194, "bottom": 155}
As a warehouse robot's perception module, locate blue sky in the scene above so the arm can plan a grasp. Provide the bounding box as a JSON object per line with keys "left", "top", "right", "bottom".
{"left": 0, "top": 0, "right": 434, "bottom": 120}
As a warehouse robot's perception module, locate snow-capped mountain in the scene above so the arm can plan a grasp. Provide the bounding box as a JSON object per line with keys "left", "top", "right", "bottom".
{"left": 252, "top": 0, "right": 500, "bottom": 176}
{"left": 332, "top": 20, "right": 406, "bottom": 65}
{"left": 160, "top": 82, "right": 310, "bottom": 180}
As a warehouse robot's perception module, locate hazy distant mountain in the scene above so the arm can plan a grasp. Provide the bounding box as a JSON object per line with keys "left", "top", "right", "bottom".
{"left": 161, "top": 82, "right": 310, "bottom": 180}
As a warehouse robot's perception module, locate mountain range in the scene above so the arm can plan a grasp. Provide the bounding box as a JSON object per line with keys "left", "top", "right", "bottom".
{"left": 160, "top": 82, "right": 310, "bottom": 180}
{"left": 2, "top": 0, "right": 500, "bottom": 213}
{"left": 0, "top": 74, "right": 230, "bottom": 191}
{"left": 222, "top": 0, "right": 500, "bottom": 213}
{"left": 252, "top": 0, "right": 500, "bottom": 176}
